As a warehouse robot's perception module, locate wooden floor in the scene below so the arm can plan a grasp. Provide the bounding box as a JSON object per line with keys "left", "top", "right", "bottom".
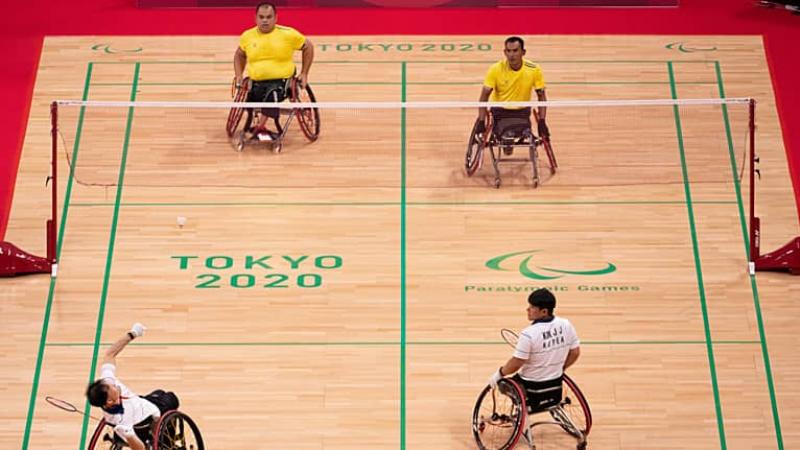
{"left": 3, "top": 35, "right": 799, "bottom": 449}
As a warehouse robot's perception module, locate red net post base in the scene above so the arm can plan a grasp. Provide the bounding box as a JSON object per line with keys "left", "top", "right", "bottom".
{"left": 754, "top": 237, "right": 800, "bottom": 275}
{"left": 0, "top": 241, "right": 53, "bottom": 277}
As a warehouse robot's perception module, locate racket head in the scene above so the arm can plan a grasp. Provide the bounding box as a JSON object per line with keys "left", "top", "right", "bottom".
{"left": 45, "top": 396, "right": 80, "bottom": 413}
{"left": 45, "top": 396, "right": 102, "bottom": 421}
{"left": 500, "top": 328, "right": 519, "bottom": 349}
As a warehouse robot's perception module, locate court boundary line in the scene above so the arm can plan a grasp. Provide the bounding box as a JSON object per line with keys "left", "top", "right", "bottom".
{"left": 44, "top": 339, "right": 762, "bottom": 347}
{"left": 68, "top": 200, "right": 739, "bottom": 207}
{"left": 86, "top": 59, "right": 724, "bottom": 65}
{"left": 668, "top": 60, "right": 727, "bottom": 449}
{"left": 20, "top": 62, "right": 95, "bottom": 450}
{"left": 20, "top": 55, "right": 782, "bottom": 450}
{"left": 715, "top": 61, "right": 784, "bottom": 449}
{"left": 77, "top": 62, "right": 140, "bottom": 450}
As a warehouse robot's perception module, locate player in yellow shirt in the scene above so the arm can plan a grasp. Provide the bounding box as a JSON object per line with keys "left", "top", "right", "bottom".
{"left": 234, "top": 2, "right": 315, "bottom": 137}
{"left": 478, "top": 37, "right": 549, "bottom": 147}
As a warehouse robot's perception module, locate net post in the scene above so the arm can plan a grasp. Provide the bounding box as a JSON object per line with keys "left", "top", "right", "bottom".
{"left": 0, "top": 104, "right": 56, "bottom": 277}
{"left": 751, "top": 98, "right": 800, "bottom": 274}
{"left": 749, "top": 99, "right": 759, "bottom": 264}
{"left": 48, "top": 101, "right": 58, "bottom": 265}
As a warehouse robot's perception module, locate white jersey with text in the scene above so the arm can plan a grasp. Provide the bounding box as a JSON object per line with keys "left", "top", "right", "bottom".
{"left": 99, "top": 363, "right": 161, "bottom": 439}
{"left": 513, "top": 316, "right": 580, "bottom": 381}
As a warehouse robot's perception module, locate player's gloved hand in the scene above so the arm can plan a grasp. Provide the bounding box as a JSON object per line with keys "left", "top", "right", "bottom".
{"left": 537, "top": 118, "right": 550, "bottom": 139}
{"left": 488, "top": 367, "right": 504, "bottom": 389}
{"left": 129, "top": 323, "right": 146, "bottom": 339}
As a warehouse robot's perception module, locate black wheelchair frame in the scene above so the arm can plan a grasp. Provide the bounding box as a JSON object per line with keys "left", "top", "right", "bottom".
{"left": 465, "top": 109, "right": 557, "bottom": 188}
{"left": 226, "top": 77, "right": 320, "bottom": 153}
{"left": 472, "top": 374, "right": 591, "bottom": 450}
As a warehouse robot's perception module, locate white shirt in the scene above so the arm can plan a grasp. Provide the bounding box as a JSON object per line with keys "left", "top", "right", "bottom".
{"left": 100, "top": 363, "right": 161, "bottom": 439}
{"left": 513, "top": 316, "right": 580, "bottom": 381}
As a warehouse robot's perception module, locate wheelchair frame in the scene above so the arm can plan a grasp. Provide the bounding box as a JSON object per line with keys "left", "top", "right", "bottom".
{"left": 465, "top": 110, "right": 557, "bottom": 188}
{"left": 225, "top": 77, "right": 320, "bottom": 153}
{"left": 87, "top": 410, "right": 204, "bottom": 450}
{"left": 472, "top": 374, "right": 591, "bottom": 450}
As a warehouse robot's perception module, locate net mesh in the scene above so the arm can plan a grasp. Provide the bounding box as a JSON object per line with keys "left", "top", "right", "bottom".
{"left": 53, "top": 98, "right": 752, "bottom": 192}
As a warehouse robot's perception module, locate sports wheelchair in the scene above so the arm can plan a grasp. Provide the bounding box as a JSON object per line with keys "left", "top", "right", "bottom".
{"left": 225, "top": 76, "right": 320, "bottom": 153}
{"left": 87, "top": 410, "right": 204, "bottom": 450}
{"left": 465, "top": 108, "right": 557, "bottom": 188}
{"left": 472, "top": 374, "right": 591, "bottom": 450}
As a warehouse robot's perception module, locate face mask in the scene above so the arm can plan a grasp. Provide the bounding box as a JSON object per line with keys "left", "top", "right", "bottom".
{"left": 103, "top": 403, "right": 124, "bottom": 415}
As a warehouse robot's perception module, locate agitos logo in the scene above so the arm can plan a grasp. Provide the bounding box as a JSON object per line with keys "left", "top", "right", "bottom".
{"left": 485, "top": 250, "right": 616, "bottom": 280}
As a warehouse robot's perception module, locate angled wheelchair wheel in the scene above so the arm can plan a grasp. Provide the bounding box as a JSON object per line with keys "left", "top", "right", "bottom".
{"left": 154, "top": 410, "right": 205, "bottom": 450}
{"left": 560, "top": 374, "right": 592, "bottom": 437}
{"left": 226, "top": 78, "right": 250, "bottom": 138}
{"left": 472, "top": 378, "right": 527, "bottom": 450}
{"left": 542, "top": 137, "right": 558, "bottom": 175}
{"left": 291, "top": 78, "right": 320, "bottom": 142}
{"left": 87, "top": 419, "right": 125, "bottom": 450}
{"left": 466, "top": 116, "right": 490, "bottom": 177}
{"left": 529, "top": 140, "right": 540, "bottom": 188}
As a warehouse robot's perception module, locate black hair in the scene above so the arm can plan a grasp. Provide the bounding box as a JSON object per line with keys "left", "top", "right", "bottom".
{"left": 528, "top": 288, "right": 556, "bottom": 315}
{"left": 86, "top": 380, "right": 109, "bottom": 407}
{"left": 255, "top": 1, "right": 277, "bottom": 14}
{"left": 504, "top": 36, "right": 525, "bottom": 51}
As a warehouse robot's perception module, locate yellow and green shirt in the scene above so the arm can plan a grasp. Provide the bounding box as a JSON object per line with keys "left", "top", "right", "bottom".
{"left": 483, "top": 59, "right": 546, "bottom": 103}
{"left": 239, "top": 25, "right": 306, "bottom": 81}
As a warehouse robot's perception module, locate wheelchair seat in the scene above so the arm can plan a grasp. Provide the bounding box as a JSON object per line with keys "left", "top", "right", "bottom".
{"left": 494, "top": 117, "right": 533, "bottom": 142}
{"left": 518, "top": 376, "right": 564, "bottom": 414}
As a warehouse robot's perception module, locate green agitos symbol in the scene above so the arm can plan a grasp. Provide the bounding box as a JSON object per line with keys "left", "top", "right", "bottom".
{"left": 486, "top": 250, "right": 616, "bottom": 280}
{"left": 91, "top": 44, "right": 144, "bottom": 54}
{"left": 665, "top": 42, "right": 717, "bottom": 53}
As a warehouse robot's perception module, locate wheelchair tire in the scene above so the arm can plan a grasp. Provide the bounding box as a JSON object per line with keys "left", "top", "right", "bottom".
{"left": 562, "top": 374, "right": 592, "bottom": 436}
{"left": 291, "top": 78, "right": 320, "bottom": 142}
{"left": 542, "top": 137, "right": 558, "bottom": 175}
{"left": 226, "top": 78, "right": 250, "bottom": 138}
{"left": 472, "top": 378, "right": 527, "bottom": 450}
{"left": 87, "top": 419, "right": 124, "bottom": 450}
{"left": 154, "top": 410, "right": 205, "bottom": 450}
{"left": 466, "top": 117, "right": 489, "bottom": 177}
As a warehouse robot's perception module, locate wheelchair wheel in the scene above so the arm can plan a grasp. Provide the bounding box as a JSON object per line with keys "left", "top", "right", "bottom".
{"left": 561, "top": 374, "right": 592, "bottom": 437}
{"left": 154, "top": 410, "right": 205, "bottom": 450}
{"left": 226, "top": 78, "right": 249, "bottom": 138}
{"left": 466, "top": 116, "right": 490, "bottom": 176}
{"left": 472, "top": 378, "right": 527, "bottom": 450}
{"left": 87, "top": 419, "right": 125, "bottom": 450}
{"left": 542, "top": 137, "right": 558, "bottom": 175}
{"left": 290, "top": 78, "right": 320, "bottom": 142}
{"left": 529, "top": 140, "right": 540, "bottom": 188}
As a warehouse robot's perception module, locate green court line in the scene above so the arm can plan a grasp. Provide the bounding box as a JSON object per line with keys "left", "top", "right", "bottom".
{"left": 69, "top": 200, "right": 737, "bottom": 207}
{"left": 20, "top": 62, "right": 94, "bottom": 450}
{"left": 90, "top": 59, "right": 719, "bottom": 65}
{"left": 668, "top": 61, "right": 727, "bottom": 450}
{"left": 399, "top": 60, "right": 408, "bottom": 450}
{"left": 89, "top": 80, "right": 717, "bottom": 87}
{"left": 715, "top": 61, "right": 784, "bottom": 450}
{"left": 44, "top": 339, "right": 761, "bottom": 347}
{"left": 77, "top": 63, "right": 140, "bottom": 450}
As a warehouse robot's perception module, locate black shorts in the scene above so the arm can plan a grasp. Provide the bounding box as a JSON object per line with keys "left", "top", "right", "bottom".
{"left": 490, "top": 107, "right": 532, "bottom": 137}
{"left": 512, "top": 374, "right": 563, "bottom": 413}
{"left": 247, "top": 78, "right": 291, "bottom": 118}
{"left": 126, "top": 390, "right": 180, "bottom": 443}
{"left": 142, "top": 389, "right": 180, "bottom": 414}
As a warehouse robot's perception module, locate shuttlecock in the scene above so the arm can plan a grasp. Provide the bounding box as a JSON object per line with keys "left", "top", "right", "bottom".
{"left": 177, "top": 216, "right": 187, "bottom": 228}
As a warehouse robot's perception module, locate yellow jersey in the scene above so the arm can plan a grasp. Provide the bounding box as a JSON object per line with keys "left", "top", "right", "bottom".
{"left": 239, "top": 25, "right": 306, "bottom": 81}
{"left": 483, "top": 59, "right": 546, "bottom": 103}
